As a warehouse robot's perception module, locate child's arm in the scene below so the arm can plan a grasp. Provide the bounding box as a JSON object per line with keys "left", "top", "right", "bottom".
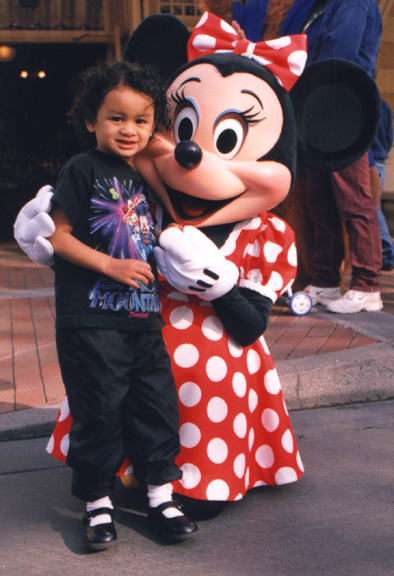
{"left": 49, "top": 205, "right": 154, "bottom": 288}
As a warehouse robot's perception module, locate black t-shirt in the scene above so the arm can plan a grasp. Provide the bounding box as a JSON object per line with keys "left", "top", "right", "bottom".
{"left": 52, "top": 149, "right": 164, "bottom": 331}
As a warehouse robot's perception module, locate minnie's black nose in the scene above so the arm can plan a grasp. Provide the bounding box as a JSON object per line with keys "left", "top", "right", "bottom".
{"left": 175, "top": 141, "right": 202, "bottom": 169}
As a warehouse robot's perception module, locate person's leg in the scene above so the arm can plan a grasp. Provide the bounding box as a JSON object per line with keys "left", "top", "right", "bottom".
{"left": 375, "top": 160, "right": 394, "bottom": 269}
{"left": 302, "top": 167, "right": 343, "bottom": 305}
{"left": 304, "top": 167, "right": 345, "bottom": 288}
{"left": 331, "top": 154, "right": 382, "bottom": 292}
{"left": 56, "top": 328, "right": 134, "bottom": 549}
{"left": 326, "top": 154, "right": 383, "bottom": 313}
{"left": 122, "top": 330, "right": 198, "bottom": 541}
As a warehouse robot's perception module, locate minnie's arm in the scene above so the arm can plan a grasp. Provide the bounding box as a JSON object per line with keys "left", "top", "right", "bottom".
{"left": 212, "top": 286, "right": 272, "bottom": 347}
{"left": 13, "top": 185, "right": 56, "bottom": 266}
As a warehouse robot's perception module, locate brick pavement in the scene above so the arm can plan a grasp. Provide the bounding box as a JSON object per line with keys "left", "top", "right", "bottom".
{"left": 1, "top": 241, "right": 392, "bottom": 416}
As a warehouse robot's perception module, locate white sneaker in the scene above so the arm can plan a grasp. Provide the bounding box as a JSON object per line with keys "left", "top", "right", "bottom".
{"left": 326, "top": 290, "right": 383, "bottom": 314}
{"left": 304, "top": 285, "right": 341, "bottom": 306}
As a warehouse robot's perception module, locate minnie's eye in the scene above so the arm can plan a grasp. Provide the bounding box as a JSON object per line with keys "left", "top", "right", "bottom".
{"left": 213, "top": 117, "right": 246, "bottom": 159}
{"left": 174, "top": 105, "right": 198, "bottom": 143}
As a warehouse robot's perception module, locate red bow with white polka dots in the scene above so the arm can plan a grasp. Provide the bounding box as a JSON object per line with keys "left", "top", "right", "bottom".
{"left": 188, "top": 12, "right": 308, "bottom": 92}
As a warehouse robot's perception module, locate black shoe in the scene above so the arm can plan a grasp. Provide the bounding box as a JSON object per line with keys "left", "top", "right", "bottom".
{"left": 83, "top": 507, "right": 117, "bottom": 551}
{"left": 148, "top": 501, "right": 198, "bottom": 543}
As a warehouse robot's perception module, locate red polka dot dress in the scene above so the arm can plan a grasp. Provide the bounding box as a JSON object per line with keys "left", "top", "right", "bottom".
{"left": 47, "top": 213, "right": 304, "bottom": 501}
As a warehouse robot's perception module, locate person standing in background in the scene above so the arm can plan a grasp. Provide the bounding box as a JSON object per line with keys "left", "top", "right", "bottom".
{"left": 207, "top": 0, "right": 383, "bottom": 313}
{"left": 371, "top": 98, "right": 394, "bottom": 272}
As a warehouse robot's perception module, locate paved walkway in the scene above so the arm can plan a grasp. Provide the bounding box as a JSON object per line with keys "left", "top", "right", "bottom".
{"left": 0, "top": 242, "right": 393, "bottom": 433}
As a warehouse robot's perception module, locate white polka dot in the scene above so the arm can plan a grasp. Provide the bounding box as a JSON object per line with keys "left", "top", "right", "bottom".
{"left": 201, "top": 315, "right": 224, "bottom": 341}
{"left": 46, "top": 435, "right": 54, "bottom": 454}
{"left": 167, "top": 290, "right": 188, "bottom": 302}
{"left": 247, "top": 349, "right": 261, "bottom": 374}
{"left": 60, "top": 434, "right": 69, "bottom": 457}
{"left": 288, "top": 49, "right": 308, "bottom": 77}
{"left": 206, "top": 356, "right": 227, "bottom": 382}
{"left": 244, "top": 216, "right": 261, "bottom": 230}
{"left": 249, "top": 428, "right": 255, "bottom": 451}
{"left": 221, "top": 18, "right": 237, "bottom": 35}
{"left": 282, "top": 429, "right": 294, "bottom": 453}
{"left": 256, "top": 444, "right": 274, "bottom": 469}
{"left": 234, "top": 454, "right": 246, "bottom": 478}
{"left": 174, "top": 344, "right": 199, "bottom": 368}
{"left": 169, "top": 306, "right": 193, "bottom": 329}
{"left": 264, "top": 369, "right": 281, "bottom": 395}
{"left": 268, "top": 216, "right": 286, "bottom": 232}
{"left": 206, "top": 479, "right": 230, "bottom": 500}
{"left": 58, "top": 396, "right": 70, "bottom": 422}
{"left": 248, "top": 389, "right": 258, "bottom": 413}
{"left": 274, "top": 73, "right": 284, "bottom": 86}
{"left": 179, "top": 422, "right": 201, "bottom": 448}
{"left": 244, "top": 467, "right": 250, "bottom": 489}
{"left": 234, "top": 493, "right": 243, "bottom": 501}
{"left": 228, "top": 337, "right": 243, "bottom": 358}
{"left": 266, "top": 271, "right": 284, "bottom": 292}
{"left": 263, "top": 241, "right": 282, "bottom": 263}
{"left": 259, "top": 335, "right": 270, "bottom": 355}
{"left": 297, "top": 451, "right": 305, "bottom": 472}
{"left": 124, "top": 465, "right": 133, "bottom": 476}
{"left": 261, "top": 408, "right": 280, "bottom": 432}
{"left": 195, "top": 10, "right": 208, "bottom": 27}
{"left": 266, "top": 36, "right": 291, "bottom": 49}
{"left": 179, "top": 382, "right": 202, "bottom": 407}
{"left": 288, "top": 242, "right": 297, "bottom": 267}
{"left": 254, "top": 480, "right": 268, "bottom": 487}
{"left": 180, "top": 463, "right": 201, "bottom": 489}
{"left": 247, "top": 268, "right": 263, "bottom": 284}
{"left": 233, "top": 413, "right": 247, "bottom": 438}
{"left": 275, "top": 467, "right": 298, "bottom": 484}
{"left": 207, "top": 438, "right": 228, "bottom": 464}
{"left": 207, "top": 397, "right": 228, "bottom": 423}
{"left": 222, "top": 229, "right": 241, "bottom": 256}
{"left": 233, "top": 372, "right": 247, "bottom": 397}
{"left": 246, "top": 239, "right": 261, "bottom": 257}
{"left": 193, "top": 33, "right": 216, "bottom": 52}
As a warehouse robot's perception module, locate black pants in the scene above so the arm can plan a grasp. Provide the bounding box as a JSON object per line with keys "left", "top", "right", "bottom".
{"left": 56, "top": 327, "right": 182, "bottom": 501}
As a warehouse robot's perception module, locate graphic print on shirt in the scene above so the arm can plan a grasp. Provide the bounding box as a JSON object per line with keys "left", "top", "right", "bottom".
{"left": 88, "top": 177, "right": 160, "bottom": 318}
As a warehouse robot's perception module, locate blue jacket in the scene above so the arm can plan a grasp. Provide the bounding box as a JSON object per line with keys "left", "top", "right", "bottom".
{"left": 232, "top": 0, "right": 382, "bottom": 77}
{"left": 232, "top": 0, "right": 316, "bottom": 42}
{"left": 371, "top": 100, "right": 394, "bottom": 162}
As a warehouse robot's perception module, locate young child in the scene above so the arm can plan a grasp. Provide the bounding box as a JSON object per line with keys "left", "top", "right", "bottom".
{"left": 49, "top": 61, "right": 197, "bottom": 550}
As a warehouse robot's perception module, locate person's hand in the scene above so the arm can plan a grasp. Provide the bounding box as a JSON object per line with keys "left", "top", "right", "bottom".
{"left": 14, "top": 185, "right": 55, "bottom": 266}
{"left": 105, "top": 258, "right": 154, "bottom": 288}
{"left": 154, "top": 225, "right": 239, "bottom": 300}
{"left": 231, "top": 20, "right": 246, "bottom": 40}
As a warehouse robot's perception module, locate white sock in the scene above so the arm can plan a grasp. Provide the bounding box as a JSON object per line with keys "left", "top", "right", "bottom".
{"left": 147, "top": 483, "right": 183, "bottom": 518}
{"left": 86, "top": 496, "right": 113, "bottom": 526}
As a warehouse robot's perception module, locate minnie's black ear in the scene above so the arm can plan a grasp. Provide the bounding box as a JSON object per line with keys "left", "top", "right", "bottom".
{"left": 123, "top": 14, "right": 190, "bottom": 82}
{"left": 290, "top": 59, "right": 381, "bottom": 171}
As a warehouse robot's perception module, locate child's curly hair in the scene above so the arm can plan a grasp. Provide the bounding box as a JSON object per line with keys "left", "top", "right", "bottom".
{"left": 68, "top": 60, "right": 171, "bottom": 148}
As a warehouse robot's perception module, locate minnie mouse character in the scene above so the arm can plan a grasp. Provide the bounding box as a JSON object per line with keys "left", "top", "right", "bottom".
{"left": 14, "top": 12, "right": 380, "bottom": 517}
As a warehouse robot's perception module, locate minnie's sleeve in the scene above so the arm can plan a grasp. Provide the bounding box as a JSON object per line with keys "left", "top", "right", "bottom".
{"left": 212, "top": 215, "right": 297, "bottom": 347}
{"left": 238, "top": 214, "right": 297, "bottom": 302}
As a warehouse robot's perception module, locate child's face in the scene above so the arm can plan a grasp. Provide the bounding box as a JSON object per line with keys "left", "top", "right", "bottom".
{"left": 85, "top": 86, "right": 156, "bottom": 161}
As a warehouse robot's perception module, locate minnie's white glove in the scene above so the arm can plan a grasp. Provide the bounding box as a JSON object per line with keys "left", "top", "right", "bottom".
{"left": 14, "top": 185, "right": 56, "bottom": 266}
{"left": 154, "top": 226, "right": 239, "bottom": 300}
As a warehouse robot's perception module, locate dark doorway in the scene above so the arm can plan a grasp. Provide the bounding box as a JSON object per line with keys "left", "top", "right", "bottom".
{"left": 0, "top": 43, "right": 106, "bottom": 240}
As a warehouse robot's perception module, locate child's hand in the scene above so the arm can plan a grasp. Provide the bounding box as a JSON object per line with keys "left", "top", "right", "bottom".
{"left": 106, "top": 258, "right": 154, "bottom": 288}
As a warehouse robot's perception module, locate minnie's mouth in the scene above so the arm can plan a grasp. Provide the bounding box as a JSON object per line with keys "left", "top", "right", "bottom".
{"left": 166, "top": 187, "right": 242, "bottom": 224}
